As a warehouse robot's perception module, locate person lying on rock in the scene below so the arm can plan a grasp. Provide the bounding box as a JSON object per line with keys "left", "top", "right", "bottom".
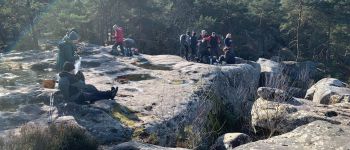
{"left": 58, "top": 62, "right": 118, "bottom": 104}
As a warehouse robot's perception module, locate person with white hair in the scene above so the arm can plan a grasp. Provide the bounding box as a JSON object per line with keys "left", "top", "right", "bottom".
{"left": 197, "top": 29, "right": 211, "bottom": 63}
{"left": 111, "top": 24, "right": 125, "bottom": 56}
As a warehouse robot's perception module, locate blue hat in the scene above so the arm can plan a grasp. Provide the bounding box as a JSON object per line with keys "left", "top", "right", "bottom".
{"left": 68, "top": 31, "right": 79, "bottom": 41}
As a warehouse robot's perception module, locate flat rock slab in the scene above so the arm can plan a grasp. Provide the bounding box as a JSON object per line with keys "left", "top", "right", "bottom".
{"left": 236, "top": 120, "right": 350, "bottom": 150}
{"left": 100, "top": 141, "right": 190, "bottom": 150}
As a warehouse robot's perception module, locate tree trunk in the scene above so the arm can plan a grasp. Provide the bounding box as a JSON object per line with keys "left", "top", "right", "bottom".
{"left": 296, "top": 0, "right": 303, "bottom": 62}
{"left": 326, "top": 22, "right": 332, "bottom": 62}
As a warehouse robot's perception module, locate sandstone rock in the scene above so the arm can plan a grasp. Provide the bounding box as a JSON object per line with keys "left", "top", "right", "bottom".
{"left": 100, "top": 141, "right": 190, "bottom": 150}
{"left": 57, "top": 103, "right": 132, "bottom": 144}
{"left": 0, "top": 44, "right": 261, "bottom": 148}
{"left": 54, "top": 116, "right": 83, "bottom": 128}
{"left": 236, "top": 121, "right": 350, "bottom": 150}
{"left": 257, "top": 58, "right": 282, "bottom": 75}
{"left": 257, "top": 87, "right": 292, "bottom": 102}
{"left": 252, "top": 89, "right": 350, "bottom": 134}
{"left": 91, "top": 100, "right": 117, "bottom": 112}
{"left": 211, "top": 133, "right": 251, "bottom": 150}
{"left": 305, "top": 78, "right": 350, "bottom": 104}
{"left": 30, "top": 62, "right": 55, "bottom": 71}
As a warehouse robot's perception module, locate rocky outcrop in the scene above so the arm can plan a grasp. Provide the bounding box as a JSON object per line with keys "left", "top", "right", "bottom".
{"left": 252, "top": 87, "right": 350, "bottom": 134}
{"left": 100, "top": 141, "right": 190, "bottom": 150}
{"left": 236, "top": 120, "right": 350, "bottom": 150}
{"left": 257, "top": 58, "right": 323, "bottom": 98}
{"left": 0, "top": 44, "right": 261, "bottom": 148}
{"left": 211, "top": 133, "right": 251, "bottom": 150}
{"left": 305, "top": 78, "right": 350, "bottom": 105}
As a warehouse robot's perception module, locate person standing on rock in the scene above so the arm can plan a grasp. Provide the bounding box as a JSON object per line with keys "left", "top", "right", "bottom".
{"left": 190, "top": 31, "right": 198, "bottom": 61}
{"left": 56, "top": 30, "right": 80, "bottom": 71}
{"left": 111, "top": 25, "right": 125, "bottom": 56}
{"left": 198, "top": 30, "right": 211, "bottom": 64}
{"left": 209, "top": 32, "right": 221, "bottom": 62}
{"left": 58, "top": 62, "right": 118, "bottom": 104}
{"left": 179, "top": 31, "right": 191, "bottom": 60}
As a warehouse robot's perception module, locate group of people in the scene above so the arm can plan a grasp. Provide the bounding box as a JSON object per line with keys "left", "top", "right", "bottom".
{"left": 179, "top": 30, "right": 235, "bottom": 64}
{"left": 56, "top": 28, "right": 120, "bottom": 105}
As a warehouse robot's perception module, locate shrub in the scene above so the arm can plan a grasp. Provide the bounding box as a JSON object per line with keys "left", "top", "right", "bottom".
{"left": 0, "top": 124, "right": 98, "bottom": 150}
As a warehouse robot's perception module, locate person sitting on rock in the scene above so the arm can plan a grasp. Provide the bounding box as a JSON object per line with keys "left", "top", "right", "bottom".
{"left": 58, "top": 62, "right": 118, "bottom": 104}
{"left": 123, "top": 38, "right": 135, "bottom": 57}
{"left": 56, "top": 30, "right": 80, "bottom": 71}
{"left": 218, "top": 47, "right": 235, "bottom": 64}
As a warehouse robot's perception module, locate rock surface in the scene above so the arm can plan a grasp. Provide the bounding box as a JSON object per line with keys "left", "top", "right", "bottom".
{"left": 257, "top": 58, "right": 321, "bottom": 93}
{"left": 100, "top": 141, "right": 190, "bottom": 150}
{"left": 0, "top": 44, "right": 260, "bottom": 148}
{"left": 252, "top": 87, "right": 350, "bottom": 134}
{"left": 211, "top": 133, "right": 251, "bottom": 150}
{"left": 236, "top": 120, "right": 350, "bottom": 150}
{"left": 305, "top": 78, "right": 350, "bottom": 104}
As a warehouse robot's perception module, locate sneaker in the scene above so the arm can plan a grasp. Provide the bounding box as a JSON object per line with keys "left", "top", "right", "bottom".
{"left": 110, "top": 87, "right": 118, "bottom": 100}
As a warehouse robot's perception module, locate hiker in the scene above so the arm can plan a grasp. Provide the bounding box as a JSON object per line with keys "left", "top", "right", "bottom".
{"left": 111, "top": 25, "right": 124, "bottom": 56}
{"left": 179, "top": 31, "right": 191, "bottom": 60}
{"left": 209, "top": 32, "right": 221, "bottom": 62}
{"left": 58, "top": 62, "right": 118, "bottom": 104}
{"left": 197, "top": 30, "right": 211, "bottom": 64}
{"left": 190, "top": 31, "right": 198, "bottom": 61}
{"left": 219, "top": 33, "right": 235, "bottom": 64}
{"left": 56, "top": 30, "right": 80, "bottom": 71}
{"left": 123, "top": 38, "right": 135, "bottom": 57}
{"left": 62, "top": 28, "right": 80, "bottom": 42}
{"left": 218, "top": 47, "right": 235, "bottom": 64}
{"left": 224, "top": 33, "right": 233, "bottom": 49}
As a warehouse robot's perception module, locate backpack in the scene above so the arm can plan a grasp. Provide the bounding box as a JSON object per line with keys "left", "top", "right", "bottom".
{"left": 179, "top": 34, "right": 187, "bottom": 45}
{"left": 58, "top": 40, "right": 66, "bottom": 50}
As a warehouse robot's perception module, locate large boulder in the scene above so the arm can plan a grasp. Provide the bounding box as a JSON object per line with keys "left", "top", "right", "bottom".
{"left": 252, "top": 87, "right": 350, "bottom": 134}
{"left": 57, "top": 103, "right": 132, "bottom": 144}
{"left": 257, "top": 58, "right": 324, "bottom": 98}
{"left": 211, "top": 133, "right": 251, "bottom": 150}
{"left": 236, "top": 120, "right": 350, "bottom": 150}
{"left": 305, "top": 78, "right": 350, "bottom": 105}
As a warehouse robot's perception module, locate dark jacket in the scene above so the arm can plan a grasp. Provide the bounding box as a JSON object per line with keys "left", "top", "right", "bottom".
{"left": 58, "top": 71, "right": 85, "bottom": 102}
{"left": 56, "top": 40, "right": 77, "bottom": 71}
{"left": 224, "top": 38, "right": 232, "bottom": 48}
{"left": 209, "top": 36, "right": 220, "bottom": 48}
{"left": 190, "top": 35, "right": 198, "bottom": 48}
{"left": 225, "top": 50, "right": 236, "bottom": 64}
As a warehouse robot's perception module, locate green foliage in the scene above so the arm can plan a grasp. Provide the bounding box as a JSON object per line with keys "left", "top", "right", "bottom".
{"left": 0, "top": 0, "right": 350, "bottom": 78}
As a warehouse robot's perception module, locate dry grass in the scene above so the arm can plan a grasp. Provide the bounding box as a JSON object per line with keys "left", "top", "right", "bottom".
{"left": 0, "top": 124, "right": 98, "bottom": 150}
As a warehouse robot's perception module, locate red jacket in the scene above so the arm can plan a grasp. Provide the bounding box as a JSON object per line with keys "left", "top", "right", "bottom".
{"left": 114, "top": 27, "right": 124, "bottom": 43}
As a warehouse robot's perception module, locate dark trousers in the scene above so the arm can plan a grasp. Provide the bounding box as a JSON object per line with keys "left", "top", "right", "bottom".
{"left": 113, "top": 42, "right": 124, "bottom": 56}
{"left": 83, "top": 90, "right": 111, "bottom": 103}
{"left": 210, "top": 46, "right": 219, "bottom": 58}
{"left": 190, "top": 45, "right": 197, "bottom": 60}
{"left": 180, "top": 45, "right": 189, "bottom": 60}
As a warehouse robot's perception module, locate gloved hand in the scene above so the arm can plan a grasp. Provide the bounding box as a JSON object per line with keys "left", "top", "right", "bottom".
{"left": 74, "top": 54, "right": 80, "bottom": 61}
{"left": 75, "top": 71, "right": 85, "bottom": 82}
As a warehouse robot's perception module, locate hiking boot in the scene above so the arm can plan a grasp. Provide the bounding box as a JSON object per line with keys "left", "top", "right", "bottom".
{"left": 111, "top": 87, "right": 118, "bottom": 100}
